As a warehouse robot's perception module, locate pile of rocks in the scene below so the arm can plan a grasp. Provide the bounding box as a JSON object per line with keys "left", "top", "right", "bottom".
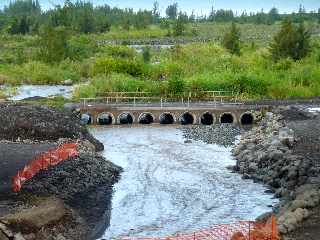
{"left": 231, "top": 111, "right": 320, "bottom": 235}
{"left": 181, "top": 124, "right": 244, "bottom": 147}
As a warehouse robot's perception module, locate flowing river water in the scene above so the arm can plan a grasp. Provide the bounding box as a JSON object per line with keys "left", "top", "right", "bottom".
{"left": 90, "top": 126, "right": 278, "bottom": 240}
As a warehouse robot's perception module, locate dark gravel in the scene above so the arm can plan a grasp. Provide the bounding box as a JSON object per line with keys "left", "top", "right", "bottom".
{"left": 180, "top": 124, "right": 245, "bottom": 147}
{"left": 0, "top": 104, "right": 104, "bottom": 151}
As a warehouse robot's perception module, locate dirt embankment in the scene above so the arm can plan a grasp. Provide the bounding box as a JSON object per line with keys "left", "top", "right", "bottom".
{"left": 0, "top": 104, "right": 122, "bottom": 240}
{"left": 231, "top": 105, "right": 320, "bottom": 240}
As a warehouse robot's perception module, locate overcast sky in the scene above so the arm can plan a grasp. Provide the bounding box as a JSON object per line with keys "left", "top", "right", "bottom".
{"left": 1, "top": 0, "right": 319, "bottom": 15}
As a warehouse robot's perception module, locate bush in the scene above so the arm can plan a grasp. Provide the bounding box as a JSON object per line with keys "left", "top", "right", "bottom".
{"left": 101, "top": 45, "right": 136, "bottom": 59}
{"left": 168, "top": 73, "right": 185, "bottom": 95}
{"left": 233, "top": 74, "right": 268, "bottom": 96}
{"left": 142, "top": 47, "right": 151, "bottom": 63}
{"left": 74, "top": 73, "right": 161, "bottom": 98}
{"left": 93, "top": 57, "right": 145, "bottom": 77}
{"left": 2, "top": 61, "right": 81, "bottom": 85}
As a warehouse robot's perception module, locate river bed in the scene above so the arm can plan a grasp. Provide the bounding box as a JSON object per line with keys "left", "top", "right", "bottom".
{"left": 90, "top": 126, "right": 277, "bottom": 239}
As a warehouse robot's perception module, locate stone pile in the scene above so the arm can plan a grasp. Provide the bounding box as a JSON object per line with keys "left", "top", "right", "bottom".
{"left": 232, "top": 111, "right": 320, "bottom": 235}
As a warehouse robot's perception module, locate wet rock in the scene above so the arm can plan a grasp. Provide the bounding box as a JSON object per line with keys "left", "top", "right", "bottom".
{"left": 2, "top": 197, "right": 66, "bottom": 233}
{"left": 278, "top": 208, "right": 310, "bottom": 234}
{"left": 63, "top": 79, "right": 73, "bottom": 86}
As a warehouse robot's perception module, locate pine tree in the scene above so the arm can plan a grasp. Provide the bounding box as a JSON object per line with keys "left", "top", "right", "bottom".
{"left": 222, "top": 22, "right": 241, "bottom": 55}
{"left": 270, "top": 19, "right": 311, "bottom": 61}
{"left": 166, "top": 3, "right": 178, "bottom": 20}
{"left": 173, "top": 16, "right": 185, "bottom": 36}
{"left": 294, "top": 22, "right": 311, "bottom": 60}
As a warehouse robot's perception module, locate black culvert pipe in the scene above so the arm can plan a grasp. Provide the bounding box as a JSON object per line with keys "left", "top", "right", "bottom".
{"left": 80, "top": 113, "right": 92, "bottom": 125}
{"left": 139, "top": 113, "right": 154, "bottom": 124}
{"left": 119, "top": 113, "right": 134, "bottom": 124}
{"left": 160, "top": 113, "right": 175, "bottom": 124}
{"left": 220, "top": 113, "right": 234, "bottom": 124}
{"left": 180, "top": 112, "right": 194, "bottom": 125}
{"left": 201, "top": 112, "right": 214, "bottom": 125}
{"left": 97, "top": 113, "right": 113, "bottom": 125}
{"left": 241, "top": 113, "right": 254, "bottom": 125}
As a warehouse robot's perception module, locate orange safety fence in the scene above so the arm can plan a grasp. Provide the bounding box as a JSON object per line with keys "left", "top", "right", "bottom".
{"left": 122, "top": 215, "right": 279, "bottom": 240}
{"left": 12, "top": 143, "right": 78, "bottom": 193}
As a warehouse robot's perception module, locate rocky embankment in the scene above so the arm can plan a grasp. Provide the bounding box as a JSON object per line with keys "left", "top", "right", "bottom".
{"left": 231, "top": 106, "right": 320, "bottom": 239}
{"left": 0, "top": 104, "right": 122, "bottom": 240}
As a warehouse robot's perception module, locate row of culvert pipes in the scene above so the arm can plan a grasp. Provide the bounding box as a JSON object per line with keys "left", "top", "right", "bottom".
{"left": 80, "top": 111, "right": 255, "bottom": 126}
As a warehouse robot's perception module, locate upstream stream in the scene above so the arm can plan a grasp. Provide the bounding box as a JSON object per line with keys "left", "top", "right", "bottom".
{"left": 91, "top": 126, "right": 278, "bottom": 239}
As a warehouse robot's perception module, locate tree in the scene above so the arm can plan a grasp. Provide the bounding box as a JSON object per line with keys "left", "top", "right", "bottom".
{"left": 222, "top": 22, "right": 241, "bottom": 55}
{"left": 294, "top": 22, "right": 311, "bottom": 60}
{"left": 39, "top": 25, "right": 70, "bottom": 63}
{"left": 78, "top": 3, "right": 95, "bottom": 33}
{"left": 173, "top": 15, "right": 185, "bottom": 36}
{"left": 152, "top": 1, "right": 160, "bottom": 23}
{"left": 318, "top": 8, "right": 320, "bottom": 23}
{"left": 270, "top": 19, "right": 311, "bottom": 61}
{"left": 9, "top": 16, "right": 30, "bottom": 34}
{"left": 268, "top": 7, "right": 279, "bottom": 24}
{"left": 166, "top": 3, "right": 178, "bottom": 20}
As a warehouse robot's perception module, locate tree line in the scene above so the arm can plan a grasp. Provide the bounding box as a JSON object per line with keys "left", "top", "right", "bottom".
{"left": 0, "top": 0, "right": 319, "bottom": 35}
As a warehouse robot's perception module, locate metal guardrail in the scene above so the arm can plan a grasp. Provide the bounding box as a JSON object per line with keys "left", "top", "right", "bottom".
{"left": 80, "top": 91, "right": 241, "bottom": 108}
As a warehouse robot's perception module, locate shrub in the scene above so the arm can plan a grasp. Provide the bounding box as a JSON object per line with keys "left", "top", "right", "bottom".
{"left": 93, "top": 57, "right": 145, "bottom": 77}
{"left": 142, "top": 47, "right": 151, "bottom": 63}
{"left": 102, "top": 45, "right": 136, "bottom": 59}
{"left": 168, "top": 73, "right": 185, "bottom": 95}
{"left": 233, "top": 74, "right": 268, "bottom": 96}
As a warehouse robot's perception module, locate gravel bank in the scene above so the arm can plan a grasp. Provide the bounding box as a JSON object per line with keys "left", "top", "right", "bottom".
{"left": 180, "top": 124, "right": 245, "bottom": 147}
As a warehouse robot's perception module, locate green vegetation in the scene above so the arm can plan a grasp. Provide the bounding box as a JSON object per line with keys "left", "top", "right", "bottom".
{"left": 222, "top": 22, "right": 241, "bottom": 55}
{"left": 0, "top": 1, "right": 320, "bottom": 101}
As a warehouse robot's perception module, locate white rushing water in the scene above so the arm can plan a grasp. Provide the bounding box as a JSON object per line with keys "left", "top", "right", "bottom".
{"left": 90, "top": 126, "right": 277, "bottom": 239}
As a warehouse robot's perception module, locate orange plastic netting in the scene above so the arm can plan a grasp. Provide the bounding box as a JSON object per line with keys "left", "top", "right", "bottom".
{"left": 12, "top": 143, "right": 78, "bottom": 192}
{"left": 122, "top": 216, "right": 279, "bottom": 240}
